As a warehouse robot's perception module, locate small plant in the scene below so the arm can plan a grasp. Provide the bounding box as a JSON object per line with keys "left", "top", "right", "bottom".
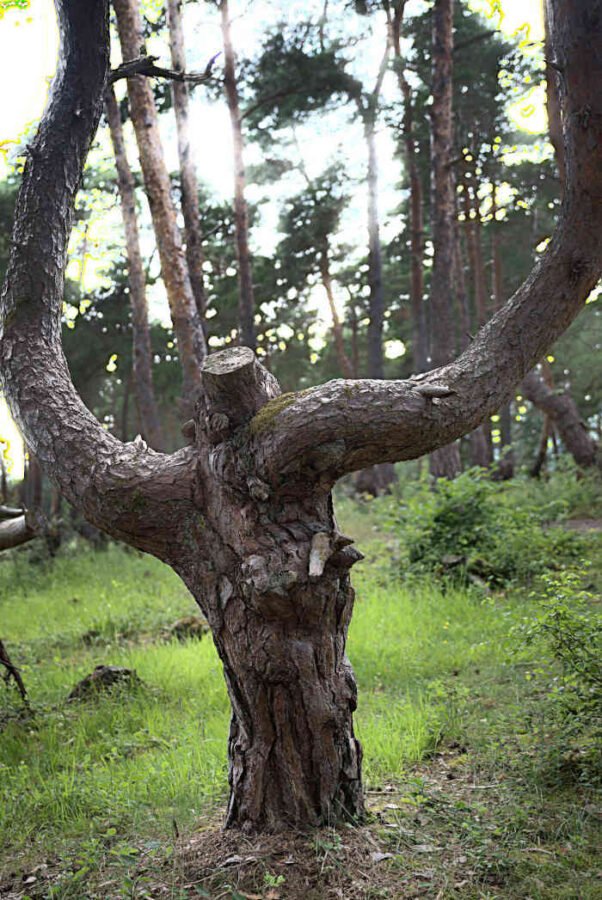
{"left": 514, "top": 568, "right": 602, "bottom": 784}
{"left": 263, "top": 871, "right": 286, "bottom": 887}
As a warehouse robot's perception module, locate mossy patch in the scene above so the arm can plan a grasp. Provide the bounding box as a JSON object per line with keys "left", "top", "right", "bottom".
{"left": 250, "top": 390, "right": 309, "bottom": 435}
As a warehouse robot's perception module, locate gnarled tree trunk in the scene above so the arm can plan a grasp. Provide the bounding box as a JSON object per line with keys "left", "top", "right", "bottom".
{"left": 105, "top": 86, "right": 164, "bottom": 450}
{"left": 1, "top": 0, "right": 602, "bottom": 836}
{"left": 113, "top": 0, "right": 206, "bottom": 404}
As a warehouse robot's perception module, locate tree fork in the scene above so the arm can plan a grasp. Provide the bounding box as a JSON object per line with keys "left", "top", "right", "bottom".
{"left": 182, "top": 348, "right": 365, "bottom": 830}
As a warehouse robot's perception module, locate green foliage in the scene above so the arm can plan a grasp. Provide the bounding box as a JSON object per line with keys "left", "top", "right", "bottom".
{"left": 378, "top": 469, "right": 588, "bottom": 586}
{"left": 244, "top": 27, "right": 358, "bottom": 135}
{"left": 514, "top": 569, "right": 602, "bottom": 785}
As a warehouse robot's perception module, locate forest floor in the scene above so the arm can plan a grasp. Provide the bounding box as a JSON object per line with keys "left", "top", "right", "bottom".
{"left": 0, "top": 486, "right": 600, "bottom": 899}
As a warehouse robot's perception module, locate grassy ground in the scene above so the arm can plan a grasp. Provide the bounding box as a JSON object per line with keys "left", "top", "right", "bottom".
{"left": 0, "top": 490, "right": 600, "bottom": 898}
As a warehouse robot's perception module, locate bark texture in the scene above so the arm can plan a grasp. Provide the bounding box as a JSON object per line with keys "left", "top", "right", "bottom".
{"left": 167, "top": 0, "right": 207, "bottom": 319}
{"left": 221, "top": 0, "right": 256, "bottom": 351}
{"left": 429, "top": 0, "right": 461, "bottom": 478}
{"left": 113, "top": 0, "right": 206, "bottom": 403}
{"left": 1, "top": 0, "right": 602, "bottom": 835}
{"left": 105, "top": 86, "right": 164, "bottom": 450}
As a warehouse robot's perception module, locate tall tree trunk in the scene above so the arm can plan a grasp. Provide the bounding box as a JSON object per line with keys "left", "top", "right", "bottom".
{"left": 530, "top": 413, "right": 552, "bottom": 477}
{"left": 24, "top": 450, "right": 42, "bottom": 511}
{"left": 429, "top": 0, "right": 461, "bottom": 478}
{"left": 490, "top": 178, "right": 514, "bottom": 478}
{"left": 105, "top": 86, "right": 164, "bottom": 449}
{"left": 167, "top": 0, "right": 207, "bottom": 319}
{"left": 544, "top": 0, "right": 566, "bottom": 194}
{"left": 390, "top": 3, "right": 427, "bottom": 373}
{"left": 320, "top": 253, "right": 354, "bottom": 379}
{"left": 220, "top": 0, "right": 256, "bottom": 350}
{"left": 364, "top": 112, "right": 386, "bottom": 380}
{"left": 113, "top": 0, "right": 206, "bottom": 405}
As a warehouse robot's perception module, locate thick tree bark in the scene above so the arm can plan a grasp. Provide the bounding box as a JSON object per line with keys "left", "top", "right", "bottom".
{"left": 429, "top": 0, "right": 461, "bottom": 478}
{"left": 181, "top": 349, "right": 364, "bottom": 830}
{"left": 113, "top": 0, "right": 206, "bottom": 404}
{"left": 220, "top": 0, "right": 256, "bottom": 351}
{"left": 1, "top": 0, "right": 602, "bottom": 835}
{"left": 167, "top": 0, "right": 207, "bottom": 320}
{"left": 523, "top": 370, "right": 599, "bottom": 468}
{"left": 105, "top": 86, "right": 164, "bottom": 450}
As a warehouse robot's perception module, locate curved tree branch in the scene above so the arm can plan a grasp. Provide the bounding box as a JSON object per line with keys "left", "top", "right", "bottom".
{"left": 0, "top": 0, "right": 196, "bottom": 557}
{"left": 109, "top": 52, "right": 220, "bottom": 86}
{"left": 250, "top": 0, "right": 602, "bottom": 483}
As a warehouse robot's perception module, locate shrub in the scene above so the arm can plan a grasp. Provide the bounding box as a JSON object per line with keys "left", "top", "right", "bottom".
{"left": 378, "top": 469, "right": 586, "bottom": 586}
{"left": 514, "top": 569, "right": 602, "bottom": 785}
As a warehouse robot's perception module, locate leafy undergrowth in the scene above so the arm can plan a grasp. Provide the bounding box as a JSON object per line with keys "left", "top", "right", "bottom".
{"left": 0, "top": 482, "right": 600, "bottom": 899}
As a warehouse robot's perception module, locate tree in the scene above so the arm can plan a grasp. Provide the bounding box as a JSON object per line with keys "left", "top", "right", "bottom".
{"left": 166, "top": 0, "right": 208, "bottom": 319}
{"left": 219, "top": 0, "right": 257, "bottom": 350}
{"left": 428, "top": 0, "right": 461, "bottom": 478}
{"left": 113, "top": 0, "right": 207, "bottom": 405}
{"left": 1, "top": 0, "right": 601, "bottom": 833}
{"left": 277, "top": 164, "right": 355, "bottom": 379}
{"left": 105, "top": 86, "right": 165, "bottom": 449}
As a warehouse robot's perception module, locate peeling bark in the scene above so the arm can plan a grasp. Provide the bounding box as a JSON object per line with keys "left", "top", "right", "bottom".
{"left": 1, "top": 0, "right": 602, "bottom": 835}
{"left": 105, "top": 86, "right": 164, "bottom": 450}
{"left": 113, "top": 0, "right": 206, "bottom": 404}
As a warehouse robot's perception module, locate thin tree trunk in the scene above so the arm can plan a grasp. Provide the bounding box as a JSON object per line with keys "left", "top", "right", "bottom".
{"left": 530, "top": 413, "right": 552, "bottom": 477}
{"left": 167, "top": 0, "right": 207, "bottom": 319}
{"left": 220, "top": 0, "right": 256, "bottom": 350}
{"left": 105, "top": 86, "right": 165, "bottom": 449}
{"left": 348, "top": 297, "right": 360, "bottom": 378}
{"left": 429, "top": 0, "right": 461, "bottom": 478}
{"left": 364, "top": 113, "right": 386, "bottom": 381}
{"left": 320, "top": 253, "right": 354, "bottom": 379}
{"left": 544, "top": 0, "right": 565, "bottom": 194}
{"left": 490, "top": 178, "right": 514, "bottom": 478}
{"left": 113, "top": 0, "right": 206, "bottom": 405}
{"left": 121, "top": 367, "right": 131, "bottom": 442}
{"left": 390, "top": 3, "right": 427, "bottom": 373}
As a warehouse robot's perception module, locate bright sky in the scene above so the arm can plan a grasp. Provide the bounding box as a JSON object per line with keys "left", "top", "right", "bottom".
{"left": 0, "top": 0, "right": 545, "bottom": 478}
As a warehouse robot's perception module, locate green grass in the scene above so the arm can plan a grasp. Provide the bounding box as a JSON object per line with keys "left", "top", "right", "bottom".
{"left": 0, "top": 494, "right": 600, "bottom": 898}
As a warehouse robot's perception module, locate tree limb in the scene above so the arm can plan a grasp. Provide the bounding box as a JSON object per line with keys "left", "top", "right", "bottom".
{"left": 109, "top": 52, "right": 220, "bottom": 86}
{"left": 0, "top": 0, "right": 197, "bottom": 559}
